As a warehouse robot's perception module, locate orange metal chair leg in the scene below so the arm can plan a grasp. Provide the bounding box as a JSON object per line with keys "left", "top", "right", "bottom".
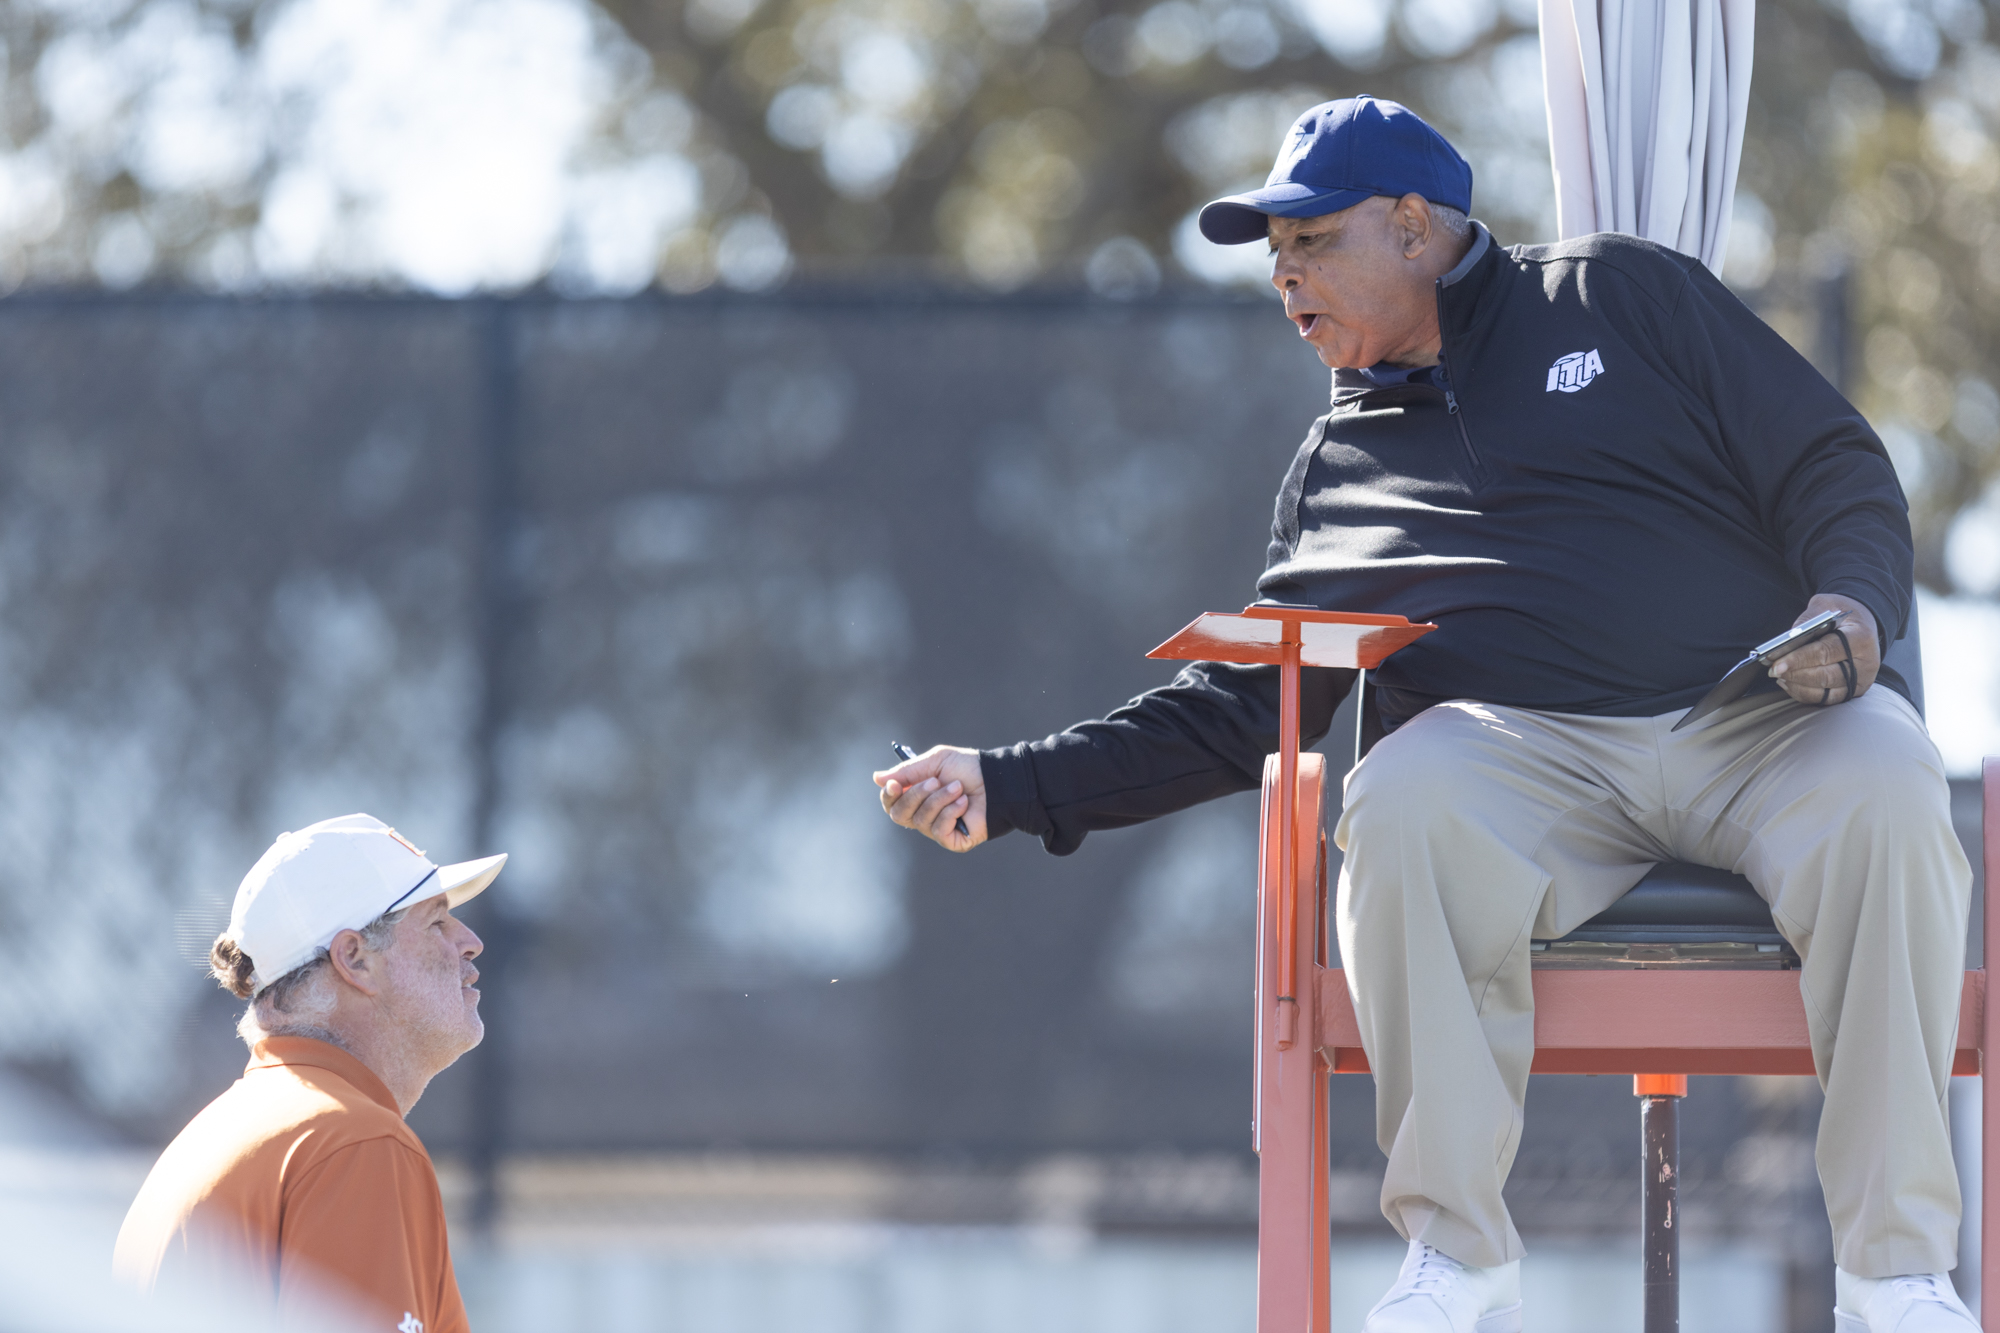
{"left": 1255, "top": 750, "right": 1328, "bottom": 1332}
{"left": 1312, "top": 1049, "right": 1332, "bottom": 1330}
{"left": 1146, "top": 605, "right": 1434, "bottom": 1331}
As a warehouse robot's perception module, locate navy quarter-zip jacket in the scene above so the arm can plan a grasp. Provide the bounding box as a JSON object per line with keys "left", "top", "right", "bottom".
{"left": 983, "top": 225, "right": 1915, "bottom": 855}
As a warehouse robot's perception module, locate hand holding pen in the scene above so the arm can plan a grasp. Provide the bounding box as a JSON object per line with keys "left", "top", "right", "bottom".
{"left": 876, "top": 742, "right": 982, "bottom": 849}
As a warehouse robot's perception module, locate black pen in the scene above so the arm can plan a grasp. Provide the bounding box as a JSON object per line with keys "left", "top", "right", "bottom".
{"left": 890, "top": 742, "right": 971, "bottom": 837}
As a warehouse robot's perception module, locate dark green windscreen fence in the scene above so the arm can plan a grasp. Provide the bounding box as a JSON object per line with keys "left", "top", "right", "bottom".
{"left": 0, "top": 291, "right": 1843, "bottom": 1256}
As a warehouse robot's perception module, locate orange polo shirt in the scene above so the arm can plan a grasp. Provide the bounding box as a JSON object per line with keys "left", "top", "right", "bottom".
{"left": 114, "top": 1036, "right": 468, "bottom": 1332}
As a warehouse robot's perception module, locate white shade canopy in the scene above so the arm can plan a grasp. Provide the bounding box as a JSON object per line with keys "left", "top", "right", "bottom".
{"left": 1538, "top": 0, "right": 1757, "bottom": 270}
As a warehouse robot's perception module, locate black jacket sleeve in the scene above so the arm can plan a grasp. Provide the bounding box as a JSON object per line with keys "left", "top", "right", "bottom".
{"left": 1666, "top": 261, "right": 1913, "bottom": 642}
{"left": 981, "top": 660, "right": 1352, "bottom": 856}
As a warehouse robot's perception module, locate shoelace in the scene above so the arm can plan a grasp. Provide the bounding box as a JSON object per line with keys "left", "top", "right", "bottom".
{"left": 1405, "top": 1245, "right": 1463, "bottom": 1296}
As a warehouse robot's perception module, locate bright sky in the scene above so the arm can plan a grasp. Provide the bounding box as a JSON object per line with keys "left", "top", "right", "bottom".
{"left": 1920, "top": 592, "right": 2000, "bottom": 776}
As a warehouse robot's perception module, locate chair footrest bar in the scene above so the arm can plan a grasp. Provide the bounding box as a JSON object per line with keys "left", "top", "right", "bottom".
{"left": 1532, "top": 939, "right": 1797, "bottom": 968}
{"left": 1326, "top": 1046, "right": 1981, "bottom": 1076}
{"left": 1315, "top": 966, "right": 1985, "bottom": 1077}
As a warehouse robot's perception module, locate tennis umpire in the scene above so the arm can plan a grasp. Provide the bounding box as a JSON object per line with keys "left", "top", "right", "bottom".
{"left": 875, "top": 98, "right": 1976, "bottom": 1333}
{"left": 115, "top": 814, "right": 504, "bottom": 1332}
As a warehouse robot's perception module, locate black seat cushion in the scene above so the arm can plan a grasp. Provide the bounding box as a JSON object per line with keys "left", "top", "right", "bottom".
{"left": 1553, "top": 862, "right": 1786, "bottom": 945}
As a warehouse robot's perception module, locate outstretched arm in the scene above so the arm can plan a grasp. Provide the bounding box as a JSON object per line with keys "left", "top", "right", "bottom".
{"left": 876, "top": 660, "right": 1353, "bottom": 856}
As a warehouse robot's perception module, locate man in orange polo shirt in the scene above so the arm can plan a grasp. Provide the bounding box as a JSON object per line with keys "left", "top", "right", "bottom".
{"left": 115, "top": 814, "right": 507, "bottom": 1332}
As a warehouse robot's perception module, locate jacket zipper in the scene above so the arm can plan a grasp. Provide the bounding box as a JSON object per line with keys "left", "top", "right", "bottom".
{"left": 1435, "top": 279, "right": 1483, "bottom": 478}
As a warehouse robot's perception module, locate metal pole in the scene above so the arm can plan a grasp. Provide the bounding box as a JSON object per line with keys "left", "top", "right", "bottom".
{"left": 1636, "top": 1074, "right": 1687, "bottom": 1333}
{"left": 465, "top": 298, "right": 525, "bottom": 1239}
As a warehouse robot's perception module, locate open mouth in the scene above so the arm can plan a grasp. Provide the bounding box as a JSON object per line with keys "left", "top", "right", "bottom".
{"left": 1293, "top": 312, "right": 1322, "bottom": 338}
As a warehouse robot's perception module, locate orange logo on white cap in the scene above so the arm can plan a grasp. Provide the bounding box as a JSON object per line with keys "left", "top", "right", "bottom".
{"left": 384, "top": 827, "right": 426, "bottom": 858}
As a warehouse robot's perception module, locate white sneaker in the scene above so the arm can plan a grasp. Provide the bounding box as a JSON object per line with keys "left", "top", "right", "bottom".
{"left": 1834, "top": 1268, "right": 1981, "bottom": 1332}
{"left": 1363, "top": 1239, "right": 1523, "bottom": 1333}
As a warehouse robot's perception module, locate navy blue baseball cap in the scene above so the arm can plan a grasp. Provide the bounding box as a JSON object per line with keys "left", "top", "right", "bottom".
{"left": 1198, "top": 97, "right": 1474, "bottom": 245}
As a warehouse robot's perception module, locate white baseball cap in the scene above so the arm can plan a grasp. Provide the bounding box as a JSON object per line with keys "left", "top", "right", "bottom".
{"left": 225, "top": 813, "right": 507, "bottom": 995}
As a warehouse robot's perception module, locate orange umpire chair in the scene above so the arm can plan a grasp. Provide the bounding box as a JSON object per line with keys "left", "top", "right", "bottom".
{"left": 1147, "top": 604, "right": 1992, "bottom": 1333}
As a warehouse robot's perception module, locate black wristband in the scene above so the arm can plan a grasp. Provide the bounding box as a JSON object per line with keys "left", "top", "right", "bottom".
{"left": 1828, "top": 625, "right": 1857, "bottom": 704}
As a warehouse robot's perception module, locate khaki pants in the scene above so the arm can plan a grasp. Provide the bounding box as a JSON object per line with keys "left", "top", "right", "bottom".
{"left": 1334, "top": 687, "right": 1972, "bottom": 1277}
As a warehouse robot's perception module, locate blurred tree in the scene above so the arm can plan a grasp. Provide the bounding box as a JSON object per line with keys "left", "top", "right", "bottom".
{"left": 590, "top": 0, "right": 1550, "bottom": 287}
{"left": 0, "top": 0, "right": 1555, "bottom": 293}
{"left": 1737, "top": 0, "right": 2000, "bottom": 594}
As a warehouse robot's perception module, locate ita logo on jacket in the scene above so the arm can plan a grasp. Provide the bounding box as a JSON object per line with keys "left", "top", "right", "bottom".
{"left": 1546, "top": 348, "right": 1606, "bottom": 393}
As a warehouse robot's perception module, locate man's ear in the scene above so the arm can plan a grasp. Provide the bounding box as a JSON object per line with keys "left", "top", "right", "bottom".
{"left": 1397, "top": 193, "right": 1433, "bottom": 259}
{"left": 327, "top": 928, "right": 384, "bottom": 996}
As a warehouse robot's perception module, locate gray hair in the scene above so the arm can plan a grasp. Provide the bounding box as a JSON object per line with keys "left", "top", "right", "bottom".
{"left": 1429, "top": 203, "right": 1472, "bottom": 240}
{"left": 211, "top": 907, "right": 410, "bottom": 1049}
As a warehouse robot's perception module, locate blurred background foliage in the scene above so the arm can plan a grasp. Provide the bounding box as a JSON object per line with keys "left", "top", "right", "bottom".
{"left": 0, "top": 0, "right": 1989, "bottom": 587}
